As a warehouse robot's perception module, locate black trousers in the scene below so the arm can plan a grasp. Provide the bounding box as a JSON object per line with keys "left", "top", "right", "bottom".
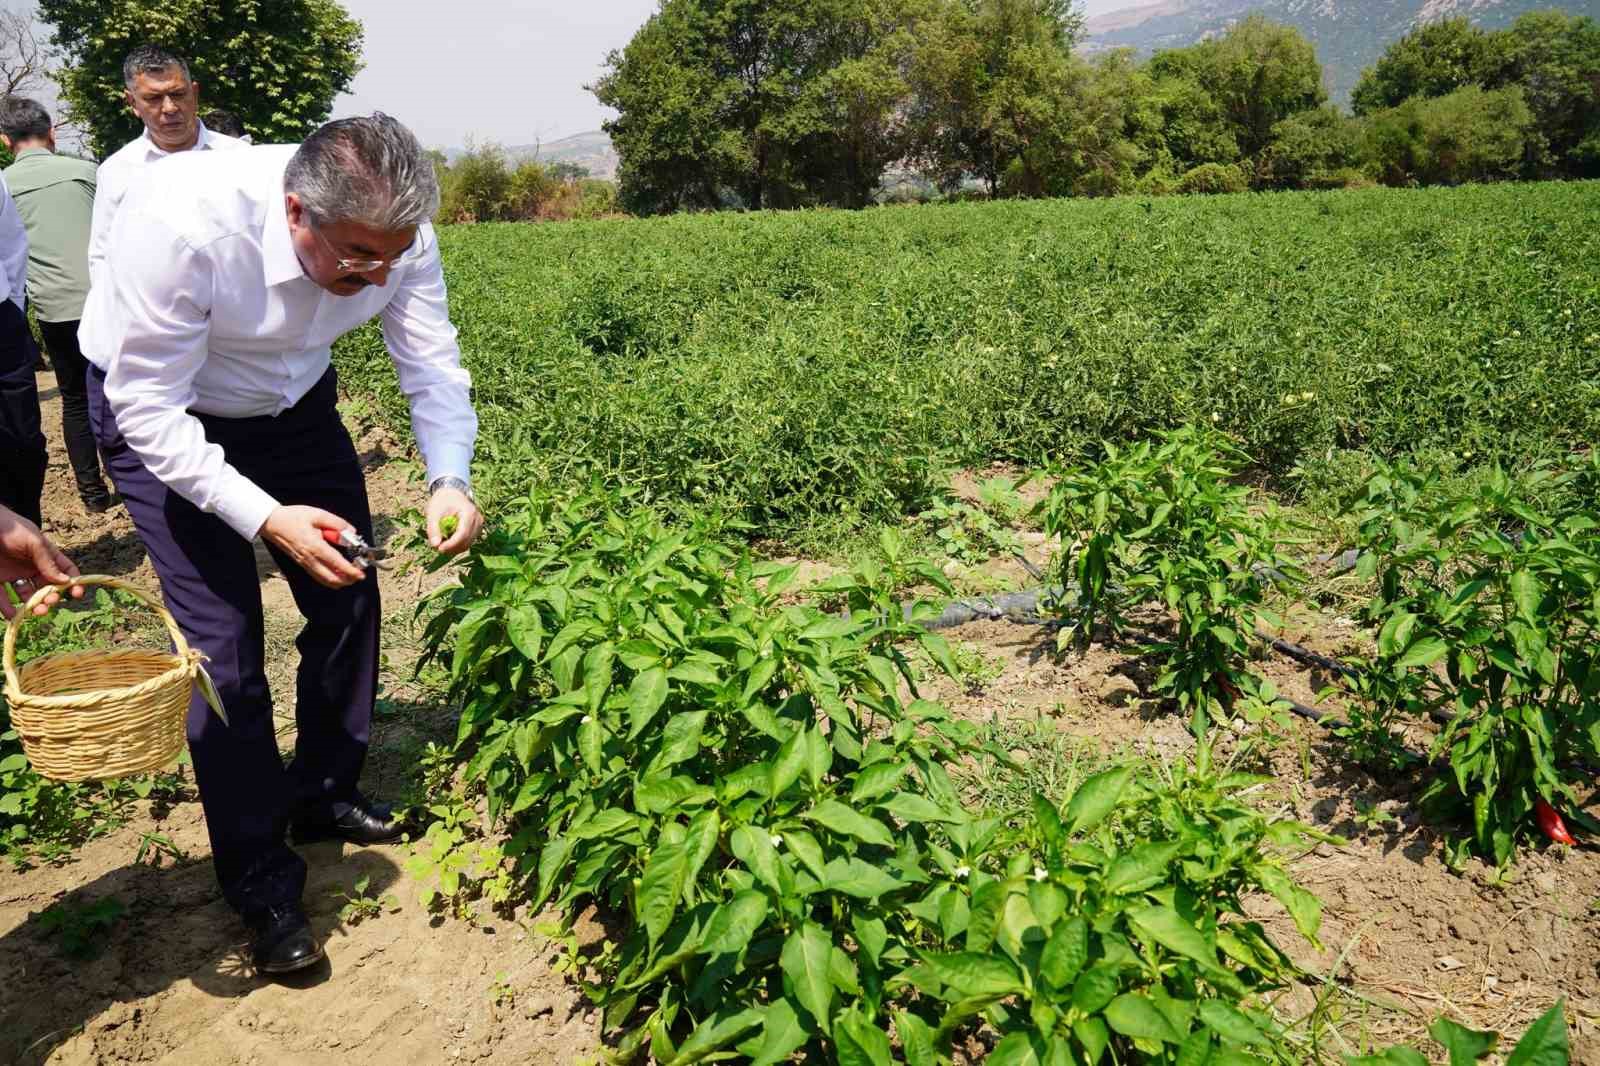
{"left": 0, "top": 300, "right": 46, "bottom": 525}
{"left": 36, "top": 319, "right": 106, "bottom": 500}
{"left": 89, "top": 365, "right": 380, "bottom": 922}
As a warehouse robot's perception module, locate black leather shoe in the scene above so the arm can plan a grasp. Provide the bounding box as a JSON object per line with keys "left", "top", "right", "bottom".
{"left": 290, "top": 799, "right": 408, "bottom": 845}
{"left": 251, "top": 904, "right": 324, "bottom": 975}
{"left": 82, "top": 490, "right": 119, "bottom": 514}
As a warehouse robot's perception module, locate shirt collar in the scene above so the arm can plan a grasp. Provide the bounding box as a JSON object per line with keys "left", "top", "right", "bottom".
{"left": 13, "top": 147, "right": 51, "bottom": 161}
{"left": 261, "top": 161, "right": 306, "bottom": 288}
{"left": 140, "top": 121, "right": 212, "bottom": 160}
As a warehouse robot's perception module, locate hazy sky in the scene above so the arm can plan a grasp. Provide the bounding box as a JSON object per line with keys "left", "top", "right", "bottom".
{"left": 332, "top": 0, "right": 1134, "bottom": 150}
{"left": 20, "top": 0, "right": 1136, "bottom": 153}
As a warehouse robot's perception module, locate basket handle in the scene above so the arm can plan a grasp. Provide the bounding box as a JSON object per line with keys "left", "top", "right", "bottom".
{"left": 2, "top": 575, "right": 194, "bottom": 695}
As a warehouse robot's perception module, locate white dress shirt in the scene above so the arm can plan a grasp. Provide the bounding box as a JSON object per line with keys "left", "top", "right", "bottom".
{"left": 97, "top": 144, "right": 477, "bottom": 540}
{"left": 0, "top": 175, "right": 28, "bottom": 311}
{"left": 79, "top": 122, "right": 243, "bottom": 367}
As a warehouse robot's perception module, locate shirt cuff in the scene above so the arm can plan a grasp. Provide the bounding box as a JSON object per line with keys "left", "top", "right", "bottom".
{"left": 213, "top": 478, "right": 282, "bottom": 541}
{"left": 424, "top": 445, "right": 474, "bottom": 491}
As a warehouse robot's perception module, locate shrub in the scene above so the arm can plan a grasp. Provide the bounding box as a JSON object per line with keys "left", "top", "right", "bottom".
{"left": 1175, "top": 162, "right": 1249, "bottom": 195}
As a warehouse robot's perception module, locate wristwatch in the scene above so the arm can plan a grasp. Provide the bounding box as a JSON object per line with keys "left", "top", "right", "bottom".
{"left": 428, "top": 475, "right": 474, "bottom": 501}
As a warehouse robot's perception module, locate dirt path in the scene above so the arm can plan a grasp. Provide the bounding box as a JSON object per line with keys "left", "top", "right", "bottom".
{"left": 1, "top": 372, "right": 597, "bottom": 1066}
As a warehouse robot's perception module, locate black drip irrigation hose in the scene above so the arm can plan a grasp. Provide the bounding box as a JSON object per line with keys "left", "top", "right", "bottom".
{"left": 905, "top": 544, "right": 1374, "bottom": 735}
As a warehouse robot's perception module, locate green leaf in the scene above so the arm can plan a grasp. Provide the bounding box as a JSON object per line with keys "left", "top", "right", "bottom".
{"left": 923, "top": 951, "right": 1024, "bottom": 999}
{"left": 1105, "top": 992, "right": 1183, "bottom": 1044}
{"left": 769, "top": 726, "right": 808, "bottom": 799}
{"left": 835, "top": 1011, "right": 894, "bottom": 1066}
{"left": 1105, "top": 841, "right": 1183, "bottom": 894}
{"left": 781, "top": 922, "right": 836, "bottom": 1034}
{"left": 1129, "top": 904, "right": 1217, "bottom": 967}
{"left": 636, "top": 775, "right": 715, "bottom": 814}
{"left": 1395, "top": 636, "right": 1449, "bottom": 670}
{"left": 807, "top": 800, "right": 894, "bottom": 847}
{"left": 799, "top": 616, "right": 857, "bottom": 640}
{"left": 853, "top": 913, "right": 889, "bottom": 967}
{"left": 1072, "top": 965, "right": 1119, "bottom": 1014}
{"left": 702, "top": 890, "right": 768, "bottom": 955}
{"left": 746, "top": 998, "right": 810, "bottom": 1066}
{"left": 665, "top": 1006, "right": 765, "bottom": 1066}
{"left": 1199, "top": 1000, "right": 1271, "bottom": 1048}
{"left": 823, "top": 857, "right": 905, "bottom": 899}
{"left": 1064, "top": 767, "right": 1133, "bottom": 833}
{"left": 1073, "top": 1016, "right": 1110, "bottom": 1064}
{"left": 1503, "top": 1000, "right": 1568, "bottom": 1066}
{"left": 506, "top": 604, "right": 543, "bottom": 662}
{"left": 626, "top": 666, "right": 669, "bottom": 740}
{"left": 1039, "top": 915, "right": 1088, "bottom": 989}
{"left": 896, "top": 1011, "right": 938, "bottom": 1066}
{"left": 655, "top": 710, "right": 708, "bottom": 769}
{"left": 850, "top": 760, "right": 910, "bottom": 803}
{"left": 582, "top": 641, "right": 614, "bottom": 713}
{"left": 638, "top": 837, "right": 689, "bottom": 947}
{"left": 987, "top": 1032, "right": 1041, "bottom": 1066}
{"left": 879, "top": 791, "right": 962, "bottom": 824}
{"left": 784, "top": 829, "right": 827, "bottom": 881}
{"left": 1508, "top": 569, "right": 1542, "bottom": 624}
{"left": 804, "top": 725, "right": 832, "bottom": 787}
{"left": 731, "top": 825, "right": 786, "bottom": 894}
{"left": 1427, "top": 1016, "right": 1498, "bottom": 1066}
{"left": 668, "top": 661, "right": 722, "bottom": 686}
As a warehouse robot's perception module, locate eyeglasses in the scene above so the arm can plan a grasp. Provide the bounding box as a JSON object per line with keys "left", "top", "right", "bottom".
{"left": 311, "top": 225, "right": 420, "bottom": 274}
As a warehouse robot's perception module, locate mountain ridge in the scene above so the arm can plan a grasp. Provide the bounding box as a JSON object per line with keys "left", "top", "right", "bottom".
{"left": 1081, "top": 0, "right": 1594, "bottom": 104}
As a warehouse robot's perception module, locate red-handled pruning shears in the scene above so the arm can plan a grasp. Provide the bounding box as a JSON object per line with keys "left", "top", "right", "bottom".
{"left": 321, "top": 527, "right": 389, "bottom": 570}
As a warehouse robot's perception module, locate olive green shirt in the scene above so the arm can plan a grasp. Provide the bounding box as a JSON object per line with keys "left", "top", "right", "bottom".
{"left": 3, "top": 147, "right": 96, "bottom": 323}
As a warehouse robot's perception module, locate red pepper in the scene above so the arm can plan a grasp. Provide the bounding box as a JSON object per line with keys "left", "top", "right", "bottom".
{"left": 1534, "top": 799, "right": 1576, "bottom": 845}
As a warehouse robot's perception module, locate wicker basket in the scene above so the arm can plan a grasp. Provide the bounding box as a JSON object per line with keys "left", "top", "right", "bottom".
{"left": 3, "top": 576, "right": 205, "bottom": 782}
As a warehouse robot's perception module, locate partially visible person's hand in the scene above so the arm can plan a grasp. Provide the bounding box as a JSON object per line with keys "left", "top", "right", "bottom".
{"left": 0, "top": 506, "right": 84, "bottom": 621}
{"left": 426, "top": 485, "right": 482, "bottom": 556}
{"left": 260, "top": 506, "right": 368, "bottom": 589}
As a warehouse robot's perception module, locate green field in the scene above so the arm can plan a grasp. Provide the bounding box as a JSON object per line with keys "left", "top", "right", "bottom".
{"left": 338, "top": 181, "right": 1600, "bottom": 537}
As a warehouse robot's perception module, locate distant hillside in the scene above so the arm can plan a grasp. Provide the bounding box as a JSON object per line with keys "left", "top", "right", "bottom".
{"left": 1082, "top": 0, "right": 1596, "bottom": 105}
{"left": 442, "top": 131, "right": 619, "bottom": 180}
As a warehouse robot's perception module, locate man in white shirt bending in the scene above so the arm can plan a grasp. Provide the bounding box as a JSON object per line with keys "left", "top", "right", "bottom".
{"left": 79, "top": 44, "right": 242, "bottom": 374}
{"left": 85, "top": 114, "right": 484, "bottom": 976}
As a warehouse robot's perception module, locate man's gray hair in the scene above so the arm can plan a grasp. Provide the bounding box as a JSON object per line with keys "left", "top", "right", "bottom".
{"left": 0, "top": 96, "right": 51, "bottom": 142}
{"left": 284, "top": 113, "right": 440, "bottom": 230}
{"left": 123, "top": 44, "right": 191, "bottom": 88}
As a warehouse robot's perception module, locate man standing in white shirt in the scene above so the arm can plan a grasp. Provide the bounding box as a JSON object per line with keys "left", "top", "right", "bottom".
{"left": 0, "top": 173, "right": 45, "bottom": 526}
{"left": 85, "top": 114, "right": 483, "bottom": 976}
{"left": 78, "top": 44, "right": 242, "bottom": 375}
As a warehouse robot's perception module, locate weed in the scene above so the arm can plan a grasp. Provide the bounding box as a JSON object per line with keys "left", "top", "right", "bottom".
{"left": 332, "top": 874, "right": 399, "bottom": 925}
{"left": 35, "top": 897, "right": 127, "bottom": 959}
{"left": 1352, "top": 801, "right": 1399, "bottom": 834}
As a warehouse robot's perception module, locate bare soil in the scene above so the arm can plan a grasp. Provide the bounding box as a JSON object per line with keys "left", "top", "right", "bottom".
{"left": 5, "top": 391, "right": 1597, "bottom": 1064}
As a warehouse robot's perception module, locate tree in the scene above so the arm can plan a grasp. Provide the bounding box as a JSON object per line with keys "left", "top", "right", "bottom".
{"left": 37, "top": 0, "right": 363, "bottom": 158}
{"left": 1363, "top": 84, "right": 1536, "bottom": 186}
{"left": 0, "top": 8, "right": 45, "bottom": 97}
{"left": 1182, "top": 16, "right": 1326, "bottom": 160}
{"left": 1256, "top": 106, "right": 1363, "bottom": 189}
{"left": 1350, "top": 18, "right": 1507, "bottom": 116}
{"left": 904, "top": 0, "right": 1086, "bottom": 196}
{"left": 594, "top": 0, "right": 929, "bottom": 213}
{"left": 1498, "top": 12, "right": 1600, "bottom": 178}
